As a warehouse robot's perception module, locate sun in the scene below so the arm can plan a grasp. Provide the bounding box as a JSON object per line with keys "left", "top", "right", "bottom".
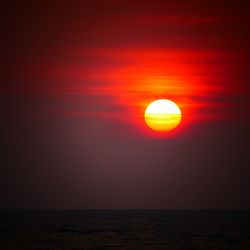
{"left": 144, "top": 99, "right": 182, "bottom": 132}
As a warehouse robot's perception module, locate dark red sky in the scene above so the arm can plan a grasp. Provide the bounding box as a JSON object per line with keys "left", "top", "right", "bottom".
{"left": 1, "top": 0, "right": 250, "bottom": 208}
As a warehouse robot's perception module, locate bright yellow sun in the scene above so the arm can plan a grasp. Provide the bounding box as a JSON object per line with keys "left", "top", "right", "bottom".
{"left": 144, "top": 99, "right": 182, "bottom": 132}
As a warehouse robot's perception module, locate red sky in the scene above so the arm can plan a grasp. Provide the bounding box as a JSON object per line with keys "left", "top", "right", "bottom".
{"left": 1, "top": 0, "right": 250, "bottom": 208}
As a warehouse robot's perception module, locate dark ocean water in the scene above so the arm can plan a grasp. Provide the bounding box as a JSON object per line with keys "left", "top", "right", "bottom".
{"left": 0, "top": 210, "right": 250, "bottom": 249}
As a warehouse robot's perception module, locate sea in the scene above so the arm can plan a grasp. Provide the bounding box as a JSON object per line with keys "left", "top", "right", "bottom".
{"left": 0, "top": 209, "right": 250, "bottom": 249}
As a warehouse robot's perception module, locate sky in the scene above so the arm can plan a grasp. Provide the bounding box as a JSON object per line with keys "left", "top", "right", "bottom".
{"left": 1, "top": 0, "right": 250, "bottom": 208}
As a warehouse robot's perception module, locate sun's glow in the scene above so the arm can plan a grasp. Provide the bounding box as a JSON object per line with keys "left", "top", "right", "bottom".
{"left": 144, "top": 99, "right": 182, "bottom": 132}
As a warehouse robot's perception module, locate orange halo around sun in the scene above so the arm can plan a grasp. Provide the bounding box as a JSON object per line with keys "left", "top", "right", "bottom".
{"left": 83, "top": 49, "right": 227, "bottom": 136}
{"left": 144, "top": 99, "right": 182, "bottom": 132}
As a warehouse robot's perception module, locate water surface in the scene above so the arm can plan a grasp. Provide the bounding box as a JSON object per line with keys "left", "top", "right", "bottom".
{"left": 0, "top": 209, "right": 249, "bottom": 249}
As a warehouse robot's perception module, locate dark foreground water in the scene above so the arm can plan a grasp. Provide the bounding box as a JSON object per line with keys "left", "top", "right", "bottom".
{"left": 0, "top": 210, "right": 250, "bottom": 249}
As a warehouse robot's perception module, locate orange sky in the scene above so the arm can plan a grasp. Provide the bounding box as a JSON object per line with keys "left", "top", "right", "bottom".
{"left": 2, "top": 1, "right": 249, "bottom": 137}
{"left": 1, "top": 0, "right": 250, "bottom": 209}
